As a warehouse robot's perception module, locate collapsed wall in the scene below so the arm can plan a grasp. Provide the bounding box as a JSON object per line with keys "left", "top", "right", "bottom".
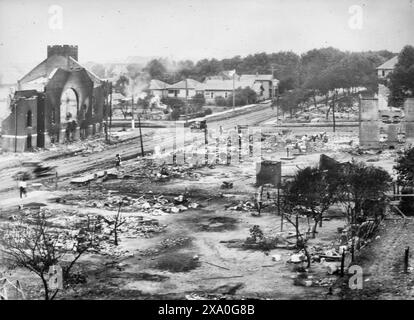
{"left": 359, "top": 97, "right": 380, "bottom": 148}
{"left": 359, "top": 97, "right": 414, "bottom": 148}
{"left": 404, "top": 98, "right": 414, "bottom": 142}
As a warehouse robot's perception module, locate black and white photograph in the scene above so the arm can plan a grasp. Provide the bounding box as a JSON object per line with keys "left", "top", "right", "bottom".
{"left": 0, "top": 0, "right": 414, "bottom": 307}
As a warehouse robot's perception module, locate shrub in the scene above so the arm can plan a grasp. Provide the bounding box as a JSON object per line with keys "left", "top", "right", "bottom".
{"left": 170, "top": 108, "right": 182, "bottom": 120}
{"left": 214, "top": 96, "right": 227, "bottom": 106}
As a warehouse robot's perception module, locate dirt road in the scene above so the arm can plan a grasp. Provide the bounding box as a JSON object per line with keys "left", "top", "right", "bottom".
{"left": 0, "top": 102, "right": 275, "bottom": 194}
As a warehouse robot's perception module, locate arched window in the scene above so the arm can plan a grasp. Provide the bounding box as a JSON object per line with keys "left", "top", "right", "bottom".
{"left": 60, "top": 88, "right": 78, "bottom": 124}
{"left": 26, "top": 110, "right": 32, "bottom": 127}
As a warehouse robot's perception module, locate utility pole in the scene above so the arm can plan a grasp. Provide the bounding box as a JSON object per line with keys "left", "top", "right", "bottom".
{"left": 14, "top": 100, "right": 17, "bottom": 153}
{"left": 271, "top": 65, "right": 279, "bottom": 124}
{"left": 185, "top": 78, "right": 188, "bottom": 124}
{"left": 232, "top": 72, "right": 235, "bottom": 111}
{"left": 204, "top": 122, "right": 208, "bottom": 165}
{"left": 131, "top": 94, "right": 135, "bottom": 129}
{"left": 138, "top": 115, "right": 144, "bottom": 157}
{"left": 109, "top": 83, "right": 113, "bottom": 142}
{"left": 271, "top": 65, "right": 275, "bottom": 102}
{"left": 332, "top": 91, "right": 336, "bottom": 133}
{"left": 104, "top": 87, "right": 109, "bottom": 142}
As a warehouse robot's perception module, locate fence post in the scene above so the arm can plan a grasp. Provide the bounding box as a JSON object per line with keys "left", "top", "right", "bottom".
{"left": 226, "top": 136, "right": 231, "bottom": 165}
{"left": 351, "top": 237, "right": 355, "bottom": 262}
{"left": 404, "top": 246, "right": 410, "bottom": 273}
{"left": 249, "top": 134, "right": 253, "bottom": 157}
{"left": 204, "top": 126, "right": 208, "bottom": 165}
{"left": 341, "top": 250, "right": 346, "bottom": 277}
{"left": 215, "top": 137, "right": 220, "bottom": 164}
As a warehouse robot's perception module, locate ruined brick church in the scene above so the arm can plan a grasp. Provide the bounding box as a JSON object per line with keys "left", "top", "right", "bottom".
{"left": 1, "top": 45, "right": 110, "bottom": 152}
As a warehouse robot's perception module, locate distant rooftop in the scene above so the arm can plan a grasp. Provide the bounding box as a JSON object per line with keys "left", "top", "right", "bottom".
{"left": 377, "top": 56, "right": 398, "bottom": 70}
{"left": 167, "top": 79, "right": 202, "bottom": 89}
{"left": 149, "top": 79, "right": 168, "bottom": 90}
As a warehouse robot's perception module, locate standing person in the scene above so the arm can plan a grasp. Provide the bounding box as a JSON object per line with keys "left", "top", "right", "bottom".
{"left": 115, "top": 154, "right": 122, "bottom": 169}
{"left": 18, "top": 179, "right": 27, "bottom": 198}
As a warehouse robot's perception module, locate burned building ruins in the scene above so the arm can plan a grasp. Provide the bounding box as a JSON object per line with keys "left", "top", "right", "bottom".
{"left": 1, "top": 45, "right": 110, "bottom": 152}
{"left": 359, "top": 55, "right": 414, "bottom": 148}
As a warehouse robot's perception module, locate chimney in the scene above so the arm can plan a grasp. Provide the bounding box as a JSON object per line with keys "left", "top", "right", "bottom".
{"left": 47, "top": 45, "right": 78, "bottom": 61}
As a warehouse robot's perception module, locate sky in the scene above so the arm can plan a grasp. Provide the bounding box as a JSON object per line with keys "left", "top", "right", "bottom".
{"left": 0, "top": 0, "right": 413, "bottom": 66}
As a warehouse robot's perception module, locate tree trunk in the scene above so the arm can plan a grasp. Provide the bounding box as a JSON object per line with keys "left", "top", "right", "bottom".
{"left": 40, "top": 274, "right": 49, "bottom": 300}
{"left": 114, "top": 202, "right": 122, "bottom": 246}
{"left": 312, "top": 219, "right": 318, "bottom": 238}
{"left": 332, "top": 93, "right": 336, "bottom": 133}
{"left": 326, "top": 105, "right": 331, "bottom": 120}
{"left": 295, "top": 215, "right": 300, "bottom": 246}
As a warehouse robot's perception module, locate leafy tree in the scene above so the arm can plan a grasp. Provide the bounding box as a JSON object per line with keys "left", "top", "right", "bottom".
{"left": 190, "top": 93, "right": 206, "bottom": 111}
{"left": 376, "top": 50, "right": 396, "bottom": 60}
{"left": 193, "top": 58, "right": 223, "bottom": 81}
{"left": 394, "top": 147, "right": 414, "bottom": 215}
{"left": 161, "top": 97, "right": 185, "bottom": 109}
{"left": 278, "top": 77, "right": 296, "bottom": 94}
{"left": 227, "top": 87, "right": 257, "bottom": 107}
{"left": 388, "top": 45, "right": 414, "bottom": 108}
{"left": 126, "top": 63, "right": 142, "bottom": 80}
{"left": 115, "top": 101, "right": 131, "bottom": 119}
{"left": 0, "top": 211, "right": 102, "bottom": 300}
{"left": 336, "top": 161, "right": 391, "bottom": 226}
{"left": 144, "top": 59, "right": 167, "bottom": 80}
{"left": 203, "top": 107, "right": 213, "bottom": 115}
{"left": 282, "top": 167, "right": 339, "bottom": 238}
{"left": 114, "top": 75, "right": 129, "bottom": 96}
{"left": 102, "top": 201, "right": 126, "bottom": 246}
{"left": 214, "top": 96, "right": 227, "bottom": 106}
{"left": 137, "top": 95, "right": 151, "bottom": 114}
{"left": 278, "top": 88, "right": 307, "bottom": 116}
{"left": 394, "top": 147, "right": 414, "bottom": 186}
{"left": 160, "top": 97, "right": 186, "bottom": 120}
{"left": 170, "top": 108, "right": 182, "bottom": 120}
{"left": 301, "top": 47, "right": 346, "bottom": 85}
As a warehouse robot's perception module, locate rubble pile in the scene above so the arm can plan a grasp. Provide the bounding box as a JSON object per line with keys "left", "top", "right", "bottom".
{"left": 160, "top": 237, "right": 191, "bottom": 249}
{"left": 226, "top": 201, "right": 256, "bottom": 212}
{"left": 104, "top": 216, "right": 167, "bottom": 239}
{"left": 150, "top": 164, "right": 202, "bottom": 181}
{"left": 261, "top": 131, "right": 359, "bottom": 154}
{"left": 292, "top": 273, "right": 337, "bottom": 287}
{"left": 75, "top": 193, "right": 200, "bottom": 215}
{"left": 47, "top": 138, "right": 108, "bottom": 155}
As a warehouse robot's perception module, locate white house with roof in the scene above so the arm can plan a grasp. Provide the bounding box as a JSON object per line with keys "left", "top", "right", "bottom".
{"left": 149, "top": 79, "right": 168, "bottom": 98}
{"left": 377, "top": 56, "right": 398, "bottom": 79}
{"left": 200, "top": 74, "right": 277, "bottom": 103}
{"left": 199, "top": 78, "right": 262, "bottom": 103}
{"left": 240, "top": 74, "right": 276, "bottom": 100}
{"left": 148, "top": 73, "right": 278, "bottom": 104}
{"left": 165, "top": 79, "right": 203, "bottom": 98}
